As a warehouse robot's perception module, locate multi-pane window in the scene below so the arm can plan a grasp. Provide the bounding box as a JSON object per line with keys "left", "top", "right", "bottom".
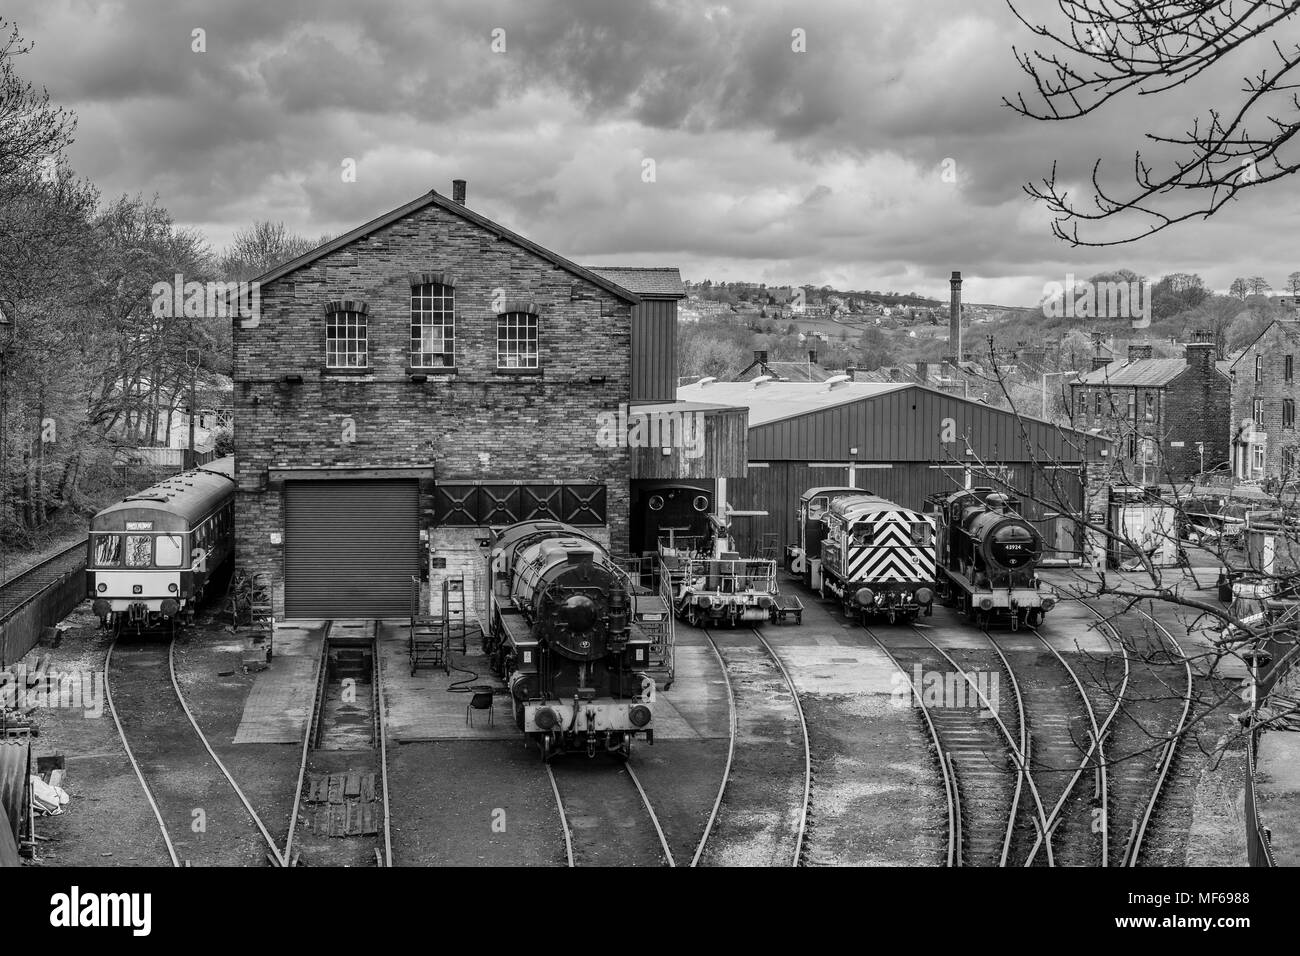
{"left": 1254, "top": 398, "right": 1265, "bottom": 422}
{"left": 1285, "top": 399, "right": 1296, "bottom": 429}
{"left": 1094, "top": 392, "right": 1102, "bottom": 416}
{"left": 1127, "top": 392, "right": 1135, "bottom": 420}
{"left": 325, "top": 310, "right": 368, "bottom": 368}
{"left": 496, "top": 312, "right": 539, "bottom": 369}
{"left": 1287, "top": 355, "right": 1294, "bottom": 383}
{"left": 1256, "top": 355, "right": 1264, "bottom": 382}
{"left": 410, "top": 283, "right": 455, "bottom": 367}
{"left": 1144, "top": 392, "right": 1155, "bottom": 420}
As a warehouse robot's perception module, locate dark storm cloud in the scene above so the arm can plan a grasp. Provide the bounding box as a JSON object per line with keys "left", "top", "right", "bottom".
{"left": 4, "top": 0, "right": 1300, "bottom": 302}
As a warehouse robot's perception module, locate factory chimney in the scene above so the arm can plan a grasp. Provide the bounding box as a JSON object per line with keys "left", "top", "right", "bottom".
{"left": 948, "top": 271, "right": 962, "bottom": 364}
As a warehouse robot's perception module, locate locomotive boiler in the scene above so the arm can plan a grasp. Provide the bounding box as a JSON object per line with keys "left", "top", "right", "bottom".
{"left": 927, "top": 487, "right": 1056, "bottom": 628}
{"left": 484, "top": 520, "right": 655, "bottom": 760}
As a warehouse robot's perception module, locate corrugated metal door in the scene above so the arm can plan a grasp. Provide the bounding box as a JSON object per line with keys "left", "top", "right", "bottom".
{"left": 284, "top": 480, "right": 419, "bottom": 618}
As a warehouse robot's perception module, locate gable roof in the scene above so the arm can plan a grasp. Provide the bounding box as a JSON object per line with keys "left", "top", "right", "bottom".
{"left": 249, "top": 189, "right": 639, "bottom": 305}
{"left": 1076, "top": 355, "right": 1231, "bottom": 387}
{"left": 1228, "top": 319, "right": 1300, "bottom": 368}
{"left": 585, "top": 266, "right": 685, "bottom": 298}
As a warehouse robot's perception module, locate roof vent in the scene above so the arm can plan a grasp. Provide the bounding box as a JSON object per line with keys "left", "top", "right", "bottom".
{"left": 825, "top": 374, "right": 851, "bottom": 390}
{"left": 752, "top": 375, "right": 774, "bottom": 387}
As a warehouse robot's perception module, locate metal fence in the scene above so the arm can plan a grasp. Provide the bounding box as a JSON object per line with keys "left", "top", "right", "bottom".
{"left": 1245, "top": 727, "right": 1277, "bottom": 867}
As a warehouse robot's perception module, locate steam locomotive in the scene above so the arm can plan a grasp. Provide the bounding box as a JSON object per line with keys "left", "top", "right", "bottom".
{"left": 87, "top": 456, "right": 235, "bottom": 635}
{"left": 926, "top": 487, "right": 1056, "bottom": 628}
{"left": 814, "top": 491, "right": 936, "bottom": 623}
{"left": 484, "top": 520, "right": 655, "bottom": 760}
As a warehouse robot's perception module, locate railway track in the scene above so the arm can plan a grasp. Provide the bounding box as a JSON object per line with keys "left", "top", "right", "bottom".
{"left": 868, "top": 625, "right": 1047, "bottom": 866}
{"left": 104, "top": 635, "right": 285, "bottom": 867}
{"left": 1072, "top": 597, "right": 1196, "bottom": 866}
{"left": 692, "top": 627, "right": 810, "bottom": 867}
{"left": 547, "top": 759, "right": 675, "bottom": 866}
{"left": 285, "top": 620, "right": 393, "bottom": 866}
{"left": 0, "top": 541, "right": 84, "bottom": 620}
{"left": 992, "top": 628, "right": 1105, "bottom": 866}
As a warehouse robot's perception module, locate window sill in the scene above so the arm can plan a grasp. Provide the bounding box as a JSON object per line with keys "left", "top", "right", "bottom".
{"left": 320, "top": 366, "right": 372, "bottom": 377}
{"left": 492, "top": 368, "right": 543, "bottom": 376}
{"left": 407, "top": 365, "right": 457, "bottom": 375}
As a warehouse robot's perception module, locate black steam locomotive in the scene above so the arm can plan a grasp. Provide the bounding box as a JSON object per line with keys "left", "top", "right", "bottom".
{"left": 926, "top": 487, "right": 1056, "bottom": 628}
{"left": 484, "top": 520, "right": 655, "bottom": 760}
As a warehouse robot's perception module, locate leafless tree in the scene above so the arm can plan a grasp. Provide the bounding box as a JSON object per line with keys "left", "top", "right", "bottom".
{"left": 1007, "top": 1, "right": 1300, "bottom": 246}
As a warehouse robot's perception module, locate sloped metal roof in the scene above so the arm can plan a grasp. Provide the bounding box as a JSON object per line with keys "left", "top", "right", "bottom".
{"left": 678, "top": 379, "right": 908, "bottom": 426}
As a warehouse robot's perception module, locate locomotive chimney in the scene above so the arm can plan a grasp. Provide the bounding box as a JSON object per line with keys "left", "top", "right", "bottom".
{"left": 452, "top": 179, "right": 467, "bottom": 204}
{"left": 948, "top": 271, "right": 962, "bottom": 364}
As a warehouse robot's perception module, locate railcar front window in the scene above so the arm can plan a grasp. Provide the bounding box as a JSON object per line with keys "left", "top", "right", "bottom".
{"left": 911, "top": 523, "right": 933, "bottom": 546}
{"left": 125, "top": 535, "right": 152, "bottom": 567}
{"left": 94, "top": 535, "right": 122, "bottom": 566}
{"left": 155, "top": 534, "right": 183, "bottom": 567}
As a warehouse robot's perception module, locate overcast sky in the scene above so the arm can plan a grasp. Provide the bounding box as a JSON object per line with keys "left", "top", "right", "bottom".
{"left": 7, "top": 0, "right": 1298, "bottom": 305}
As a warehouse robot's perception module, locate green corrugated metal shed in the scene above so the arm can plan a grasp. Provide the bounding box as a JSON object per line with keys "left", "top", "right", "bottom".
{"left": 677, "top": 379, "right": 1100, "bottom": 554}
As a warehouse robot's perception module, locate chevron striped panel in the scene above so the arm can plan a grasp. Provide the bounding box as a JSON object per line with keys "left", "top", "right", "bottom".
{"left": 846, "top": 545, "right": 936, "bottom": 583}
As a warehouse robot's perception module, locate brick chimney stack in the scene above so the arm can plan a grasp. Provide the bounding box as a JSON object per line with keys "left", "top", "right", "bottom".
{"left": 1092, "top": 355, "right": 1113, "bottom": 371}
{"left": 1127, "top": 343, "right": 1153, "bottom": 362}
{"left": 452, "top": 179, "right": 467, "bottom": 204}
{"left": 948, "top": 271, "right": 962, "bottom": 363}
{"left": 1185, "top": 329, "right": 1215, "bottom": 368}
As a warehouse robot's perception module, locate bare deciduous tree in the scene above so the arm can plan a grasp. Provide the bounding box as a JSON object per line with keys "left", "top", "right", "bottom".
{"left": 1007, "top": 1, "right": 1300, "bottom": 246}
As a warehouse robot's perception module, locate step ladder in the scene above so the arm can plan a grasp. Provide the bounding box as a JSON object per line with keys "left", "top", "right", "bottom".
{"left": 250, "top": 572, "right": 274, "bottom": 633}
{"left": 444, "top": 577, "right": 466, "bottom": 653}
{"left": 409, "top": 576, "right": 448, "bottom": 676}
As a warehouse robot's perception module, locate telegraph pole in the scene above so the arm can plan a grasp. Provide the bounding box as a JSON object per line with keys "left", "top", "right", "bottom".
{"left": 186, "top": 347, "right": 200, "bottom": 469}
{"left": 0, "top": 303, "right": 13, "bottom": 587}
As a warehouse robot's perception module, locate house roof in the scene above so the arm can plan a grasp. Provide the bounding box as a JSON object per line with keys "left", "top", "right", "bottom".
{"left": 678, "top": 379, "right": 908, "bottom": 426}
{"left": 1228, "top": 319, "right": 1300, "bottom": 368}
{"left": 248, "top": 190, "right": 640, "bottom": 305}
{"left": 1076, "top": 355, "right": 1230, "bottom": 387}
{"left": 585, "top": 266, "right": 685, "bottom": 298}
{"left": 735, "top": 359, "right": 834, "bottom": 383}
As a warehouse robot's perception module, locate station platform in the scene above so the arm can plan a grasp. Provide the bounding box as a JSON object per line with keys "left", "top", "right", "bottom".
{"left": 232, "top": 620, "right": 328, "bottom": 744}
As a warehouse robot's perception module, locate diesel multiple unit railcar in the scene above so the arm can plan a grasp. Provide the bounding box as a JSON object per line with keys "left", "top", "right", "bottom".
{"left": 816, "top": 493, "right": 936, "bottom": 623}
{"left": 485, "top": 520, "right": 655, "bottom": 760}
{"left": 87, "top": 456, "right": 235, "bottom": 634}
{"left": 926, "top": 487, "right": 1056, "bottom": 628}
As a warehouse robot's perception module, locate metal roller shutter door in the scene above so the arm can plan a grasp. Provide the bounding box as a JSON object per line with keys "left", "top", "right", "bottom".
{"left": 284, "top": 480, "right": 419, "bottom": 618}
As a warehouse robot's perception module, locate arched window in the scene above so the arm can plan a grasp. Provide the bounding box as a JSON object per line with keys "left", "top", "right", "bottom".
{"left": 496, "top": 311, "right": 539, "bottom": 369}
{"left": 411, "top": 281, "right": 455, "bottom": 367}
{"left": 324, "top": 302, "right": 368, "bottom": 368}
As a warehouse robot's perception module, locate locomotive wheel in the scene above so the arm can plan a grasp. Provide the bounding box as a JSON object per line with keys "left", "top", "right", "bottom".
{"left": 540, "top": 734, "right": 555, "bottom": 763}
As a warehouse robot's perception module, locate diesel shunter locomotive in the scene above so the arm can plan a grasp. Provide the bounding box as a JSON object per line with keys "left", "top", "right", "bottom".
{"left": 485, "top": 520, "right": 655, "bottom": 760}
{"left": 86, "top": 456, "right": 235, "bottom": 635}
{"left": 817, "top": 493, "right": 936, "bottom": 623}
{"left": 927, "top": 487, "right": 1056, "bottom": 628}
